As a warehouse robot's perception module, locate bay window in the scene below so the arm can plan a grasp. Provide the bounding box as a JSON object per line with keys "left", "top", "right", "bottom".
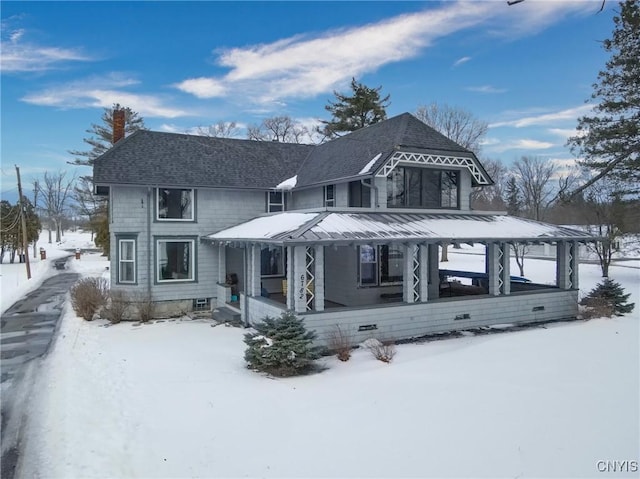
{"left": 387, "top": 167, "right": 459, "bottom": 209}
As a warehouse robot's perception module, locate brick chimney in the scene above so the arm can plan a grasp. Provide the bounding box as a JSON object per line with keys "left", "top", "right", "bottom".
{"left": 112, "top": 109, "right": 125, "bottom": 144}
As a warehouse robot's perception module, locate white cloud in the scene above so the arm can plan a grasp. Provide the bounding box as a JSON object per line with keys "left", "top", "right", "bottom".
{"left": 0, "top": 24, "right": 94, "bottom": 73}
{"left": 22, "top": 74, "right": 188, "bottom": 118}
{"left": 466, "top": 85, "right": 506, "bottom": 94}
{"left": 488, "top": 139, "right": 555, "bottom": 153}
{"left": 175, "top": 1, "right": 593, "bottom": 105}
{"left": 548, "top": 127, "right": 578, "bottom": 139}
{"left": 490, "top": 105, "right": 593, "bottom": 128}
{"left": 453, "top": 56, "right": 471, "bottom": 67}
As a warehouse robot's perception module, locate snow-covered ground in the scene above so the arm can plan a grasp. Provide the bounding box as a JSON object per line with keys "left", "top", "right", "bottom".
{"left": 0, "top": 230, "right": 97, "bottom": 314}
{"left": 5, "top": 233, "right": 639, "bottom": 478}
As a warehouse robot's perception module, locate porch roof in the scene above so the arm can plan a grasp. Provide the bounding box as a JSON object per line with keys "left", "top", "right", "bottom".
{"left": 206, "top": 211, "right": 597, "bottom": 246}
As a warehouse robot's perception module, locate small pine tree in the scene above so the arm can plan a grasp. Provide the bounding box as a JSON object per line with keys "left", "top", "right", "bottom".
{"left": 244, "top": 311, "right": 322, "bottom": 377}
{"left": 580, "top": 278, "right": 635, "bottom": 317}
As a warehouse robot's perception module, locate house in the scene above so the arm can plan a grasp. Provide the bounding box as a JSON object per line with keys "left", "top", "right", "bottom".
{"left": 93, "top": 112, "right": 596, "bottom": 345}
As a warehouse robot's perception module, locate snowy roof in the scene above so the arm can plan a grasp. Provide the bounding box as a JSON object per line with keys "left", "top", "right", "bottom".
{"left": 206, "top": 211, "right": 598, "bottom": 245}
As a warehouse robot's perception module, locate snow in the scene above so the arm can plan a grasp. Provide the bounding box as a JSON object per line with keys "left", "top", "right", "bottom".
{"left": 358, "top": 153, "right": 382, "bottom": 174}
{"left": 275, "top": 174, "right": 297, "bottom": 190}
{"left": 0, "top": 230, "right": 98, "bottom": 314}
{"left": 208, "top": 212, "right": 319, "bottom": 240}
{"left": 11, "top": 232, "right": 640, "bottom": 478}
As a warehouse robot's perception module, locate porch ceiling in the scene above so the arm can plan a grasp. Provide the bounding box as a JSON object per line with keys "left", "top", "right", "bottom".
{"left": 205, "top": 211, "right": 598, "bottom": 246}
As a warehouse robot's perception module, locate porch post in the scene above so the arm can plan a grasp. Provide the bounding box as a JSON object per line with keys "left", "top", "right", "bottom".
{"left": 419, "top": 244, "right": 429, "bottom": 301}
{"left": 403, "top": 244, "right": 417, "bottom": 303}
{"left": 217, "top": 245, "right": 226, "bottom": 283}
{"left": 501, "top": 242, "right": 511, "bottom": 295}
{"left": 248, "top": 244, "right": 261, "bottom": 297}
{"left": 293, "top": 246, "right": 307, "bottom": 313}
{"left": 286, "top": 245, "right": 294, "bottom": 309}
{"left": 570, "top": 241, "right": 579, "bottom": 290}
{"left": 427, "top": 244, "right": 440, "bottom": 299}
{"left": 314, "top": 245, "right": 325, "bottom": 311}
{"left": 556, "top": 241, "right": 577, "bottom": 290}
{"left": 487, "top": 242, "right": 500, "bottom": 296}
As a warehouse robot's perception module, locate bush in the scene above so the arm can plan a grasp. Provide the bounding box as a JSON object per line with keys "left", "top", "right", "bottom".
{"left": 362, "top": 338, "right": 396, "bottom": 363}
{"left": 580, "top": 278, "right": 635, "bottom": 317}
{"left": 327, "top": 325, "right": 352, "bottom": 361}
{"left": 103, "top": 290, "right": 131, "bottom": 324}
{"left": 70, "top": 277, "right": 109, "bottom": 320}
{"left": 244, "top": 311, "right": 322, "bottom": 377}
{"left": 134, "top": 292, "right": 155, "bottom": 323}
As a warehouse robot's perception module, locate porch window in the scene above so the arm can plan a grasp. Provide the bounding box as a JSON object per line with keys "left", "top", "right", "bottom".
{"left": 324, "top": 185, "right": 335, "bottom": 207}
{"left": 157, "top": 188, "right": 194, "bottom": 221}
{"left": 359, "top": 245, "right": 404, "bottom": 286}
{"left": 117, "top": 238, "right": 136, "bottom": 283}
{"left": 157, "top": 239, "right": 195, "bottom": 282}
{"left": 267, "top": 191, "right": 285, "bottom": 213}
{"left": 261, "top": 246, "right": 284, "bottom": 277}
{"left": 387, "top": 167, "right": 459, "bottom": 209}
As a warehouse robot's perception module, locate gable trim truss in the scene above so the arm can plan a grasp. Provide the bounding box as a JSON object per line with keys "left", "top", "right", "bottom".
{"left": 376, "top": 151, "right": 491, "bottom": 185}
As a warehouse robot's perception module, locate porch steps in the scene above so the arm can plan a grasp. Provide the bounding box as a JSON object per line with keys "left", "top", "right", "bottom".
{"left": 212, "top": 306, "right": 242, "bottom": 326}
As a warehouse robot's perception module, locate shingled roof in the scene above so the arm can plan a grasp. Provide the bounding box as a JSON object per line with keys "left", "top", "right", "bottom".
{"left": 295, "top": 112, "right": 483, "bottom": 187}
{"left": 94, "top": 112, "right": 489, "bottom": 190}
{"left": 93, "top": 130, "right": 314, "bottom": 189}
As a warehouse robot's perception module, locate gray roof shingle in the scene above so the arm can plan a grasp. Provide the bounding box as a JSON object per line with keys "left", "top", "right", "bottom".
{"left": 93, "top": 130, "right": 314, "bottom": 189}
{"left": 94, "top": 112, "right": 489, "bottom": 189}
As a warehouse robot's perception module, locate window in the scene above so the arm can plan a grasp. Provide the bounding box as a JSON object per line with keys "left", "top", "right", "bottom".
{"left": 157, "top": 188, "right": 194, "bottom": 221}
{"left": 348, "top": 181, "right": 371, "bottom": 207}
{"left": 387, "top": 167, "right": 459, "bottom": 209}
{"left": 324, "top": 185, "right": 335, "bottom": 207}
{"left": 157, "top": 239, "right": 195, "bottom": 282}
{"left": 261, "top": 246, "right": 284, "bottom": 277}
{"left": 267, "top": 191, "right": 285, "bottom": 213}
{"left": 118, "top": 238, "right": 136, "bottom": 283}
{"left": 359, "top": 245, "right": 404, "bottom": 286}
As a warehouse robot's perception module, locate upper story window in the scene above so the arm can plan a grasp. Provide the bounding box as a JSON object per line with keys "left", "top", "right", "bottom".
{"left": 267, "top": 191, "right": 285, "bottom": 213}
{"left": 157, "top": 188, "right": 194, "bottom": 221}
{"left": 387, "top": 167, "right": 459, "bottom": 209}
{"left": 324, "top": 185, "right": 335, "bottom": 207}
{"left": 348, "top": 181, "right": 371, "bottom": 208}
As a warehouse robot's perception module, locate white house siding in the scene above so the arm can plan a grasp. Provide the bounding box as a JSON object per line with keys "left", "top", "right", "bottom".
{"left": 110, "top": 185, "right": 267, "bottom": 312}
{"left": 324, "top": 246, "right": 402, "bottom": 307}
{"left": 300, "top": 289, "right": 579, "bottom": 346}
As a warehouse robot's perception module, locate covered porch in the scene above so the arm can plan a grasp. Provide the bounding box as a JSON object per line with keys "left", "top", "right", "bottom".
{"left": 206, "top": 211, "right": 595, "bottom": 344}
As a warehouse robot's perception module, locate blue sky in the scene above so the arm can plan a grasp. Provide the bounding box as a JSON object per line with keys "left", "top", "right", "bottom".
{"left": 1, "top": 1, "right": 616, "bottom": 201}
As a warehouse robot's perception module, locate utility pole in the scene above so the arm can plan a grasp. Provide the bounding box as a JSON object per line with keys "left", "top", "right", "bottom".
{"left": 15, "top": 165, "right": 32, "bottom": 279}
{"left": 33, "top": 180, "right": 39, "bottom": 258}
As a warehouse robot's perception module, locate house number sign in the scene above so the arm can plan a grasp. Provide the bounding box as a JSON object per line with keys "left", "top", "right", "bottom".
{"left": 297, "top": 274, "right": 306, "bottom": 300}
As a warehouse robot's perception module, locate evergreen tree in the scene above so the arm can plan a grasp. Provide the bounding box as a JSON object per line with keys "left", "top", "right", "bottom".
{"left": 567, "top": 0, "right": 640, "bottom": 196}
{"left": 69, "top": 103, "right": 146, "bottom": 168}
{"left": 244, "top": 311, "right": 322, "bottom": 376}
{"left": 319, "top": 78, "right": 390, "bottom": 139}
{"left": 505, "top": 176, "right": 522, "bottom": 216}
{"left": 580, "top": 278, "right": 635, "bottom": 316}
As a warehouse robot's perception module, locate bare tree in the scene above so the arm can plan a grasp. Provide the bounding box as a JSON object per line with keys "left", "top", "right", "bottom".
{"left": 247, "top": 116, "right": 310, "bottom": 143}
{"left": 73, "top": 177, "right": 101, "bottom": 241}
{"left": 512, "top": 156, "right": 557, "bottom": 221}
{"left": 38, "top": 171, "right": 75, "bottom": 243}
{"left": 471, "top": 158, "right": 508, "bottom": 210}
{"left": 195, "top": 121, "right": 240, "bottom": 138}
{"left": 582, "top": 178, "right": 626, "bottom": 277}
{"left": 415, "top": 102, "right": 488, "bottom": 154}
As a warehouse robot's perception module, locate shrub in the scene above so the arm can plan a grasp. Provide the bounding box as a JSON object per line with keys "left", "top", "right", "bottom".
{"left": 70, "top": 277, "right": 109, "bottom": 320}
{"left": 134, "top": 292, "right": 155, "bottom": 323}
{"left": 103, "top": 290, "right": 131, "bottom": 324}
{"left": 244, "top": 311, "right": 322, "bottom": 377}
{"left": 580, "top": 278, "right": 635, "bottom": 317}
{"left": 327, "top": 325, "right": 352, "bottom": 361}
{"left": 362, "top": 338, "right": 396, "bottom": 363}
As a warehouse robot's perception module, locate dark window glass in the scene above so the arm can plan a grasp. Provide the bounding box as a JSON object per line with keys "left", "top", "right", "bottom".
{"left": 348, "top": 181, "right": 371, "bottom": 207}
{"left": 261, "top": 247, "right": 284, "bottom": 276}
{"left": 387, "top": 168, "right": 405, "bottom": 207}
{"left": 158, "top": 240, "right": 193, "bottom": 281}
{"left": 158, "top": 189, "right": 193, "bottom": 220}
{"left": 380, "top": 245, "right": 403, "bottom": 283}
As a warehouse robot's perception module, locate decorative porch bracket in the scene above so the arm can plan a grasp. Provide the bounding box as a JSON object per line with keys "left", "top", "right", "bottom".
{"left": 487, "top": 242, "right": 510, "bottom": 296}
{"left": 557, "top": 241, "right": 579, "bottom": 290}
{"left": 403, "top": 244, "right": 419, "bottom": 303}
